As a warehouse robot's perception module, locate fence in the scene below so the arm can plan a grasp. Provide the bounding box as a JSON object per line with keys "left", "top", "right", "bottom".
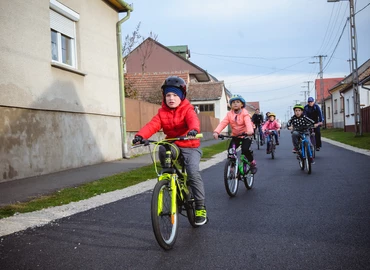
{"left": 361, "top": 106, "right": 370, "bottom": 133}
{"left": 125, "top": 98, "right": 220, "bottom": 156}
{"left": 125, "top": 98, "right": 219, "bottom": 133}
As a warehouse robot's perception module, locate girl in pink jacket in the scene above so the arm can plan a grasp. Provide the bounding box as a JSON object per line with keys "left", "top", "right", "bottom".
{"left": 262, "top": 113, "right": 280, "bottom": 154}
{"left": 213, "top": 95, "right": 257, "bottom": 173}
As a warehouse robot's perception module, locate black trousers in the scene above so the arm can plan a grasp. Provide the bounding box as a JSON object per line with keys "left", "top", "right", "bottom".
{"left": 228, "top": 137, "right": 253, "bottom": 162}
{"left": 315, "top": 126, "right": 322, "bottom": 148}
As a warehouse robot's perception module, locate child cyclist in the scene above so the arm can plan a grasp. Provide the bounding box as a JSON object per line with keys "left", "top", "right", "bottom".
{"left": 262, "top": 112, "right": 280, "bottom": 154}
{"left": 132, "top": 76, "right": 207, "bottom": 226}
{"left": 213, "top": 94, "right": 257, "bottom": 174}
{"left": 287, "top": 104, "right": 320, "bottom": 155}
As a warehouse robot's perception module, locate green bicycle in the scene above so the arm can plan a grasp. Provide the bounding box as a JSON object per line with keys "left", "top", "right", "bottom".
{"left": 135, "top": 134, "right": 204, "bottom": 250}
{"left": 218, "top": 134, "right": 255, "bottom": 197}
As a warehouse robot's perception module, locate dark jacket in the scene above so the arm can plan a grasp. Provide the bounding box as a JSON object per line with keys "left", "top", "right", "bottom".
{"left": 287, "top": 115, "right": 315, "bottom": 132}
{"left": 251, "top": 113, "right": 264, "bottom": 125}
{"left": 304, "top": 104, "right": 323, "bottom": 123}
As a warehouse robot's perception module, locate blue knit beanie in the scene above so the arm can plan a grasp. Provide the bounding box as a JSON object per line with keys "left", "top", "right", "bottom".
{"left": 164, "top": 86, "right": 185, "bottom": 100}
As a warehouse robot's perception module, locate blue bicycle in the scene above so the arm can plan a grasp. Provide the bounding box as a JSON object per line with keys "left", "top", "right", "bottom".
{"left": 295, "top": 129, "right": 314, "bottom": 174}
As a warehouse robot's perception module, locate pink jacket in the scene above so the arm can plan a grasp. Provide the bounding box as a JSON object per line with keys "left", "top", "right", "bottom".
{"left": 214, "top": 109, "right": 254, "bottom": 136}
{"left": 262, "top": 120, "right": 280, "bottom": 132}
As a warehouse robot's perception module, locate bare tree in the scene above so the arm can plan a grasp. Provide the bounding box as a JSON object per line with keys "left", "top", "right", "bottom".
{"left": 122, "top": 23, "right": 158, "bottom": 99}
{"left": 141, "top": 80, "right": 163, "bottom": 105}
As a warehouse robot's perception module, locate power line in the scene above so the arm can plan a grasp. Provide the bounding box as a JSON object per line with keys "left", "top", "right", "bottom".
{"left": 323, "top": 18, "right": 349, "bottom": 72}
{"left": 192, "top": 52, "right": 310, "bottom": 61}
{"left": 355, "top": 2, "right": 370, "bottom": 14}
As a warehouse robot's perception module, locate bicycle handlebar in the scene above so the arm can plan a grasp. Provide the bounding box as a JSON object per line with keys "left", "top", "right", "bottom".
{"left": 134, "top": 133, "right": 203, "bottom": 146}
{"left": 218, "top": 133, "right": 251, "bottom": 140}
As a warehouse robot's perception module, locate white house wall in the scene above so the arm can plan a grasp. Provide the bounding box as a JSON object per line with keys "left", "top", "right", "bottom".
{"left": 331, "top": 91, "right": 344, "bottom": 128}
{"left": 0, "top": 0, "right": 122, "bottom": 182}
{"left": 342, "top": 91, "right": 355, "bottom": 126}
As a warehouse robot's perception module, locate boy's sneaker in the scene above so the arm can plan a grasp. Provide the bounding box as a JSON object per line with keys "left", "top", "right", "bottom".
{"left": 276, "top": 141, "right": 279, "bottom": 145}
{"left": 250, "top": 160, "right": 257, "bottom": 174}
{"left": 292, "top": 148, "right": 298, "bottom": 153}
{"left": 195, "top": 206, "right": 207, "bottom": 226}
{"left": 310, "top": 157, "right": 315, "bottom": 164}
{"left": 316, "top": 147, "right": 320, "bottom": 151}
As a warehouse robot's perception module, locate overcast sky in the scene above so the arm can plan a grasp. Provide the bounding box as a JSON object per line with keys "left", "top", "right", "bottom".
{"left": 120, "top": 0, "right": 370, "bottom": 121}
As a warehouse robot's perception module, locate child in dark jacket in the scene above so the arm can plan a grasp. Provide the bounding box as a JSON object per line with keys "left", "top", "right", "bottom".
{"left": 132, "top": 76, "right": 207, "bottom": 226}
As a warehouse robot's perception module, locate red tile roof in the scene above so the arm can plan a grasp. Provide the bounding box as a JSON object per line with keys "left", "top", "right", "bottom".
{"left": 315, "top": 78, "right": 344, "bottom": 102}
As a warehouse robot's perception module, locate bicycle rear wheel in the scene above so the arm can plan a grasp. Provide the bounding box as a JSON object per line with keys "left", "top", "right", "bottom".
{"left": 310, "top": 133, "right": 316, "bottom": 158}
{"left": 184, "top": 189, "right": 199, "bottom": 228}
{"left": 151, "top": 180, "right": 178, "bottom": 250}
{"left": 304, "top": 142, "right": 312, "bottom": 174}
{"left": 270, "top": 136, "right": 275, "bottom": 159}
{"left": 224, "top": 159, "right": 239, "bottom": 197}
{"left": 256, "top": 130, "right": 260, "bottom": 150}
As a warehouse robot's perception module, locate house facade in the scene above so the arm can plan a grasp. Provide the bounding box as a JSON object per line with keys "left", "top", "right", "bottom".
{"left": 328, "top": 59, "right": 370, "bottom": 131}
{"left": 124, "top": 38, "right": 211, "bottom": 104}
{"left": 314, "top": 78, "right": 344, "bottom": 128}
{"left": 0, "top": 0, "right": 132, "bottom": 182}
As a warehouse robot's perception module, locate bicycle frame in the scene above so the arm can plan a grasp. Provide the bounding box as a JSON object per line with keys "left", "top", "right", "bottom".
{"left": 134, "top": 134, "right": 203, "bottom": 250}
{"left": 299, "top": 133, "right": 313, "bottom": 159}
{"left": 221, "top": 134, "right": 251, "bottom": 175}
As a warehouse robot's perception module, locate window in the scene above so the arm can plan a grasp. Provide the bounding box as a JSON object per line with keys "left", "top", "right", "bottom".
{"left": 346, "top": 98, "right": 350, "bottom": 117}
{"left": 50, "top": 0, "right": 79, "bottom": 68}
{"left": 334, "top": 99, "right": 338, "bottom": 114}
{"left": 327, "top": 107, "right": 330, "bottom": 119}
{"left": 199, "top": 104, "right": 214, "bottom": 112}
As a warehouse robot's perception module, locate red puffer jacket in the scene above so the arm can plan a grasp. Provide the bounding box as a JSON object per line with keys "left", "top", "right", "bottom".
{"left": 136, "top": 99, "right": 200, "bottom": 148}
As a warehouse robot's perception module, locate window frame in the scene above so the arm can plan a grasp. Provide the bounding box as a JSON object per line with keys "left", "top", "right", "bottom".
{"left": 50, "top": 0, "right": 79, "bottom": 69}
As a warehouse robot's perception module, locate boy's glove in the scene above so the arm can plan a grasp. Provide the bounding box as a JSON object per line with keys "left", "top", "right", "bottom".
{"left": 187, "top": 130, "right": 198, "bottom": 137}
{"left": 132, "top": 135, "right": 143, "bottom": 144}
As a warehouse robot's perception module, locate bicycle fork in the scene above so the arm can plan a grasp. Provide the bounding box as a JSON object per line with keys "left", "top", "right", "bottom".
{"left": 157, "top": 174, "right": 178, "bottom": 225}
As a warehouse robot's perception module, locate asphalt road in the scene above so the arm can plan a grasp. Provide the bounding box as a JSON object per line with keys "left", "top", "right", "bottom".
{"left": 1, "top": 130, "right": 369, "bottom": 270}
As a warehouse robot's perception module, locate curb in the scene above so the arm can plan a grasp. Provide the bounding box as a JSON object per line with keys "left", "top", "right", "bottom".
{"left": 0, "top": 152, "right": 226, "bottom": 237}
{"left": 322, "top": 137, "right": 370, "bottom": 156}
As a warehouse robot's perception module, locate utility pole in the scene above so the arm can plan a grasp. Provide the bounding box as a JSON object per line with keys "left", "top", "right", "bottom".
{"left": 349, "top": 0, "right": 362, "bottom": 136}
{"left": 303, "top": 81, "right": 314, "bottom": 98}
{"left": 327, "top": 0, "right": 362, "bottom": 135}
{"left": 300, "top": 87, "right": 308, "bottom": 103}
{"left": 310, "top": 55, "right": 327, "bottom": 128}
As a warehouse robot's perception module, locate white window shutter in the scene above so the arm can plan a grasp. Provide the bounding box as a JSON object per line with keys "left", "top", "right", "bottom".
{"left": 50, "top": 9, "right": 75, "bottom": 38}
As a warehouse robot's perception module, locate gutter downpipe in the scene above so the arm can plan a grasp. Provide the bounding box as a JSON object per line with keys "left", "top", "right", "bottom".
{"left": 116, "top": 2, "right": 133, "bottom": 158}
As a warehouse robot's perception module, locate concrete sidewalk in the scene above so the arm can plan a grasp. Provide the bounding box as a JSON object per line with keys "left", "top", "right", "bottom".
{"left": 0, "top": 139, "right": 222, "bottom": 206}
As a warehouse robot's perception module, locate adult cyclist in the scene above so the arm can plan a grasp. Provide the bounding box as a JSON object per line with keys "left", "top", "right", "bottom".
{"left": 251, "top": 108, "right": 264, "bottom": 145}
{"left": 304, "top": 97, "right": 324, "bottom": 151}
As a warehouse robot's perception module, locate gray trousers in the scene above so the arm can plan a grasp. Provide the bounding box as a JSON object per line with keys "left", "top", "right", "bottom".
{"left": 159, "top": 145, "right": 205, "bottom": 206}
{"left": 291, "top": 131, "right": 311, "bottom": 149}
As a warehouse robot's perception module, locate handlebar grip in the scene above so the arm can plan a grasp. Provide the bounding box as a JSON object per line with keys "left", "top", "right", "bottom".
{"left": 195, "top": 133, "right": 203, "bottom": 138}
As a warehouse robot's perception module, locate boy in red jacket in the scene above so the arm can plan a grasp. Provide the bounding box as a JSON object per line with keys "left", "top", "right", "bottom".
{"left": 132, "top": 76, "right": 207, "bottom": 226}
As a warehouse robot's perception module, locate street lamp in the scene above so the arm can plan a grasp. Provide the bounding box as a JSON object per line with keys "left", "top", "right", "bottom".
{"left": 327, "top": 0, "right": 362, "bottom": 136}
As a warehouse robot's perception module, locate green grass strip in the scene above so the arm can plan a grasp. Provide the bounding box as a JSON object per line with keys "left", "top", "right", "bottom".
{"left": 0, "top": 140, "right": 228, "bottom": 219}
{"left": 321, "top": 128, "right": 370, "bottom": 150}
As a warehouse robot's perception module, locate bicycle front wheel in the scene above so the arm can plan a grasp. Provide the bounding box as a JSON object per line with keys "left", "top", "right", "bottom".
{"left": 224, "top": 159, "right": 239, "bottom": 197}
{"left": 151, "top": 180, "right": 179, "bottom": 250}
{"left": 304, "top": 142, "right": 312, "bottom": 175}
{"left": 243, "top": 164, "right": 254, "bottom": 190}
